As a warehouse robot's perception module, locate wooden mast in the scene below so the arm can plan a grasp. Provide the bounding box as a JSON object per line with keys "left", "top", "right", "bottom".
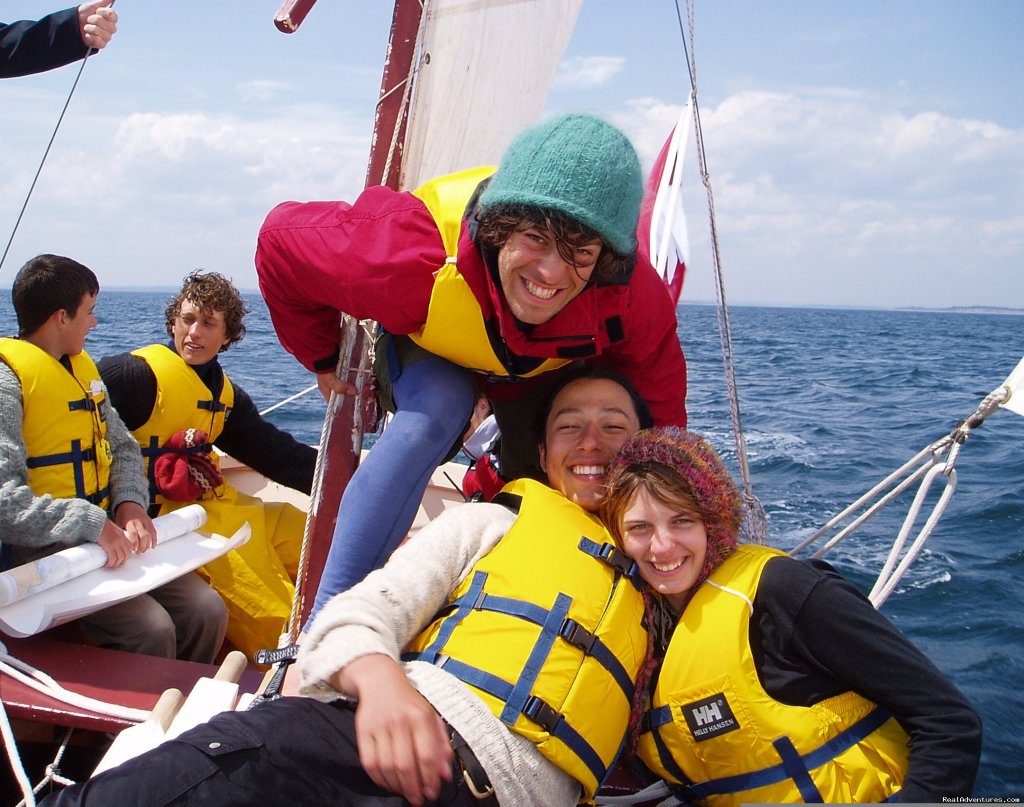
{"left": 290, "top": 0, "right": 425, "bottom": 628}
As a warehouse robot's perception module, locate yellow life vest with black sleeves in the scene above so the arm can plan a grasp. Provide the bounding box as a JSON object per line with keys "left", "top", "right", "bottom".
{"left": 0, "top": 338, "right": 112, "bottom": 509}
{"left": 403, "top": 478, "right": 649, "bottom": 800}
{"left": 407, "top": 166, "right": 573, "bottom": 380}
{"left": 130, "top": 343, "right": 234, "bottom": 507}
{"left": 638, "top": 544, "right": 910, "bottom": 806}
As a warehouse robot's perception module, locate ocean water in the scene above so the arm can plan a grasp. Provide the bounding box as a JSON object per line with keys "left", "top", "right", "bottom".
{"left": 0, "top": 291, "right": 1021, "bottom": 795}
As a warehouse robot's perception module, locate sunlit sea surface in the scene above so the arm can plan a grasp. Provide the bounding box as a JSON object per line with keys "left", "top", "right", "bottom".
{"left": 1, "top": 291, "right": 1021, "bottom": 795}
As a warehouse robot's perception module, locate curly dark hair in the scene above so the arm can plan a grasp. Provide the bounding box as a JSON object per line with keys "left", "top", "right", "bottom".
{"left": 476, "top": 205, "right": 632, "bottom": 285}
{"left": 165, "top": 271, "right": 248, "bottom": 350}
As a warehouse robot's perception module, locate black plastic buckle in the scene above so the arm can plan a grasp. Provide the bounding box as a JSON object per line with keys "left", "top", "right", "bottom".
{"left": 523, "top": 696, "right": 562, "bottom": 733}
{"left": 597, "top": 543, "right": 641, "bottom": 582}
{"left": 559, "top": 618, "right": 596, "bottom": 654}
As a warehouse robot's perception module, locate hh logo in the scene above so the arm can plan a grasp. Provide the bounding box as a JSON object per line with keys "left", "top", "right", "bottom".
{"left": 681, "top": 693, "right": 739, "bottom": 742}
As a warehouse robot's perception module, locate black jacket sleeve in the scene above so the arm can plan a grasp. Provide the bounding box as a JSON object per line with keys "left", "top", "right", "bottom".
{"left": 97, "top": 352, "right": 158, "bottom": 432}
{"left": 215, "top": 384, "right": 316, "bottom": 495}
{"left": 1, "top": 7, "right": 89, "bottom": 79}
{"left": 753, "top": 556, "right": 982, "bottom": 801}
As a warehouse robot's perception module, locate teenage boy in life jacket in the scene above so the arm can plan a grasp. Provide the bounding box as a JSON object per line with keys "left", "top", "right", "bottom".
{"left": 1, "top": 2, "right": 117, "bottom": 79}
{"left": 256, "top": 112, "right": 688, "bottom": 620}
{"left": 0, "top": 254, "right": 226, "bottom": 662}
{"left": 99, "top": 270, "right": 317, "bottom": 661}
{"left": 42, "top": 366, "right": 657, "bottom": 807}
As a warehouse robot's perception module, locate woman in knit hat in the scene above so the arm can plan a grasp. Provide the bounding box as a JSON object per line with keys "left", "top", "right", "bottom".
{"left": 602, "top": 426, "right": 982, "bottom": 805}
{"left": 256, "top": 112, "right": 688, "bottom": 626}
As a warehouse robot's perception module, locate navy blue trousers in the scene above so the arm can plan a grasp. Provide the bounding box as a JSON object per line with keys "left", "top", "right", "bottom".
{"left": 41, "top": 697, "right": 482, "bottom": 806}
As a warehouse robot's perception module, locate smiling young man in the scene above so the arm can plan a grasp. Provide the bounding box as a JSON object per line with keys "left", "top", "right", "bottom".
{"left": 256, "top": 112, "right": 689, "bottom": 619}
{"left": 97, "top": 271, "right": 316, "bottom": 660}
{"left": 0, "top": 255, "right": 226, "bottom": 662}
{"left": 42, "top": 367, "right": 656, "bottom": 807}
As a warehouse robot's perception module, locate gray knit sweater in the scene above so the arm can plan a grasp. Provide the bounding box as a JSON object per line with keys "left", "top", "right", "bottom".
{"left": 0, "top": 356, "right": 150, "bottom": 565}
{"left": 298, "top": 501, "right": 581, "bottom": 807}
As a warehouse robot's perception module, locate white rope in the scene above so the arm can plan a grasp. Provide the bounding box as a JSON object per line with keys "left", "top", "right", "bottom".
{"left": 9, "top": 726, "right": 77, "bottom": 807}
{"left": 681, "top": 0, "right": 768, "bottom": 545}
{"left": 258, "top": 384, "right": 318, "bottom": 417}
{"left": 792, "top": 373, "right": 1017, "bottom": 607}
{"left": 0, "top": 642, "right": 149, "bottom": 723}
{"left": 595, "top": 779, "right": 674, "bottom": 805}
{"left": 1, "top": 694, "right": 37, "bottom": 807}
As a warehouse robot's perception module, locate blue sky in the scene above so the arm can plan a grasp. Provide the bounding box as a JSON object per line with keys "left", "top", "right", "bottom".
{"left": 1, "top": 1, "right": 1022, "bottom": 309}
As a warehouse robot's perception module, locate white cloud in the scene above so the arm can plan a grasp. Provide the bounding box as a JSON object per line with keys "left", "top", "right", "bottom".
{"left": 613, "top": 88, "right": 1024, "bottom": 308}
{"left": 555, "top": 56, "right": 625, "bottom": 89}
{"left": 237, "top": 80, "right": 293, "bottom": 103}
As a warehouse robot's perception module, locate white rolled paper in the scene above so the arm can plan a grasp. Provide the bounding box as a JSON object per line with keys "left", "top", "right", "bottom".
{"left": 0, "top": 505, "right": 207, "bottom": 607}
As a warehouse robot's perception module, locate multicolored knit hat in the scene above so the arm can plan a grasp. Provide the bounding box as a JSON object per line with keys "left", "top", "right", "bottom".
{"left": 478, "top": 113, "right": 643, "bottom": 255}
{"left": 607, "top": 427, "right": 743, "bottom": 591}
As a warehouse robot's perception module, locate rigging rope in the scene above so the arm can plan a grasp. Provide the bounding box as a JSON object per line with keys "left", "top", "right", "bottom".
{"left": 791, "top": 368, "right": 1021, "bottom": 607}
{"left": 678, "top": 0, "right": 769, "bottom": 544}
{"left": 0, "top": 36, "right": 106, "bottom": 273}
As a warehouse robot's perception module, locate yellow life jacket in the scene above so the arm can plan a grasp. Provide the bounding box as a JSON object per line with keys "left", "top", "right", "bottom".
{"left": 407, "top": 167, "right": 573, "bottom": 379}
{"left": 638, "top": 544, "right": 909, "bottom": 806}
{"left": 130, "top": 343, "right": 234, "bottom": 506}
{"left": 0, "top": 338, "right": 111, "bottom": 509}
{"left": 130, "top": 343, "right": 297, "bottom": 662}
{"left": 403, "top": 478, "right": 648, "bottom": 800}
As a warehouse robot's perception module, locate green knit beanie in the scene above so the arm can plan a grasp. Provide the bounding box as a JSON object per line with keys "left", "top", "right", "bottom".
{"left": 479, "top": 113, "right": 642, "bottom": 255}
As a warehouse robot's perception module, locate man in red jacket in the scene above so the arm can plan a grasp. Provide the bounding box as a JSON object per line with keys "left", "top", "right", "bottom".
{"left": 256, "top": 112, "right": 687, "bottom": 617}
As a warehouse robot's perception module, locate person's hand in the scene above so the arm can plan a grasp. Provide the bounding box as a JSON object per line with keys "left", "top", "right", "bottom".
{"left": 331, "top": 654, "right": 454, "bottom": 806}
{"left": 97, "top": 520, "right": 133, "bottom": 568}
{"left": 316, "top": 371, "right": 358, "bottom": 402}
{"left": 77, "top": 2, "right": 118, "bottom": 50}
{"left": 114, "top": 501, "right": 156, "bottom": 553}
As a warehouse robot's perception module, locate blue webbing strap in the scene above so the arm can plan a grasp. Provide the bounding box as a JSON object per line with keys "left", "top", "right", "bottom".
{"left": 651, "top": 719, "right": 697, "bottom": 793}
{"left": 687, "top": 706, "right": 894, "bottom": 800}
{"left": 414, "top": 571, "right": 488, "bottom": 665}
{"left": 644, "top": 705, "right": 673, "bottom": 730}
{"left": 84, "top": 483, "right": 110, "bottom": 506}
{"left": 477, "top": 592, "right": 549, "bottom": 626}
{"left": 67, "top": 396, "right": 96, "bottom": 412}
{"left": 578, "top": 536, "right": 642, "bottom": 586}
{"left": 26, "top": 438, "right": 92, "bottom": 499}
{"left": 25, "top": 444, "right": 96, "bottom": 468}
{"left": 523, "top": 694, "right": 608, "bottom": 787}
{"left": 432, "top": 656, "right": 514, "bottom": 702}
{"left": 196, "top": 399, "right": 228, "bottom": 413}
{"left": 140, "top": 435, "right": 161, "bottom": 500}
{"left": 773, "top": 736, "right": 824, "bottom": 803}
{"left": 500, "top": 593, "right": 571, "bottom": 724}
{"left": 558, "top": 618, "right": 635, "bottom": 702}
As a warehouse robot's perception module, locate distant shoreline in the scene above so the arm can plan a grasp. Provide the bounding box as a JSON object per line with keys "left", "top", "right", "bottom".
{"left": 6, "top": 287, "right": 1019, "bottom": 316}
{"left": 679, "top": 300, "right": 1024, "bottom": 316}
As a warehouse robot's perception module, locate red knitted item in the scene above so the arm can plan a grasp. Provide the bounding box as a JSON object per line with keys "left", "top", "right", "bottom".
{"left": 153, "top": 428, "right": 223, "bottom": 502}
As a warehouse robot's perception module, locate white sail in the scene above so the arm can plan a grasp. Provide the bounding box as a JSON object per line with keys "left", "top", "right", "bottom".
{"left": 400, "top": 0, "right": 583, "bottom": 190}
{"left": 998, "top": 355, "right": 1024, "bottom": 417}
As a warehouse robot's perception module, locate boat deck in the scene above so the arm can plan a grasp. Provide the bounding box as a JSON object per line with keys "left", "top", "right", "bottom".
{"left": 1, "top": 636, "right": 264, "bottom": 734}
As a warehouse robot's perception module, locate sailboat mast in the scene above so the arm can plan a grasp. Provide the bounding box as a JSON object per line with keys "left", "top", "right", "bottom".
{"left": 289, "top": 0, "right": 427, "bottom": 629}
{"left": 366, "top": 1, "right": 424, "bottom": 190}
